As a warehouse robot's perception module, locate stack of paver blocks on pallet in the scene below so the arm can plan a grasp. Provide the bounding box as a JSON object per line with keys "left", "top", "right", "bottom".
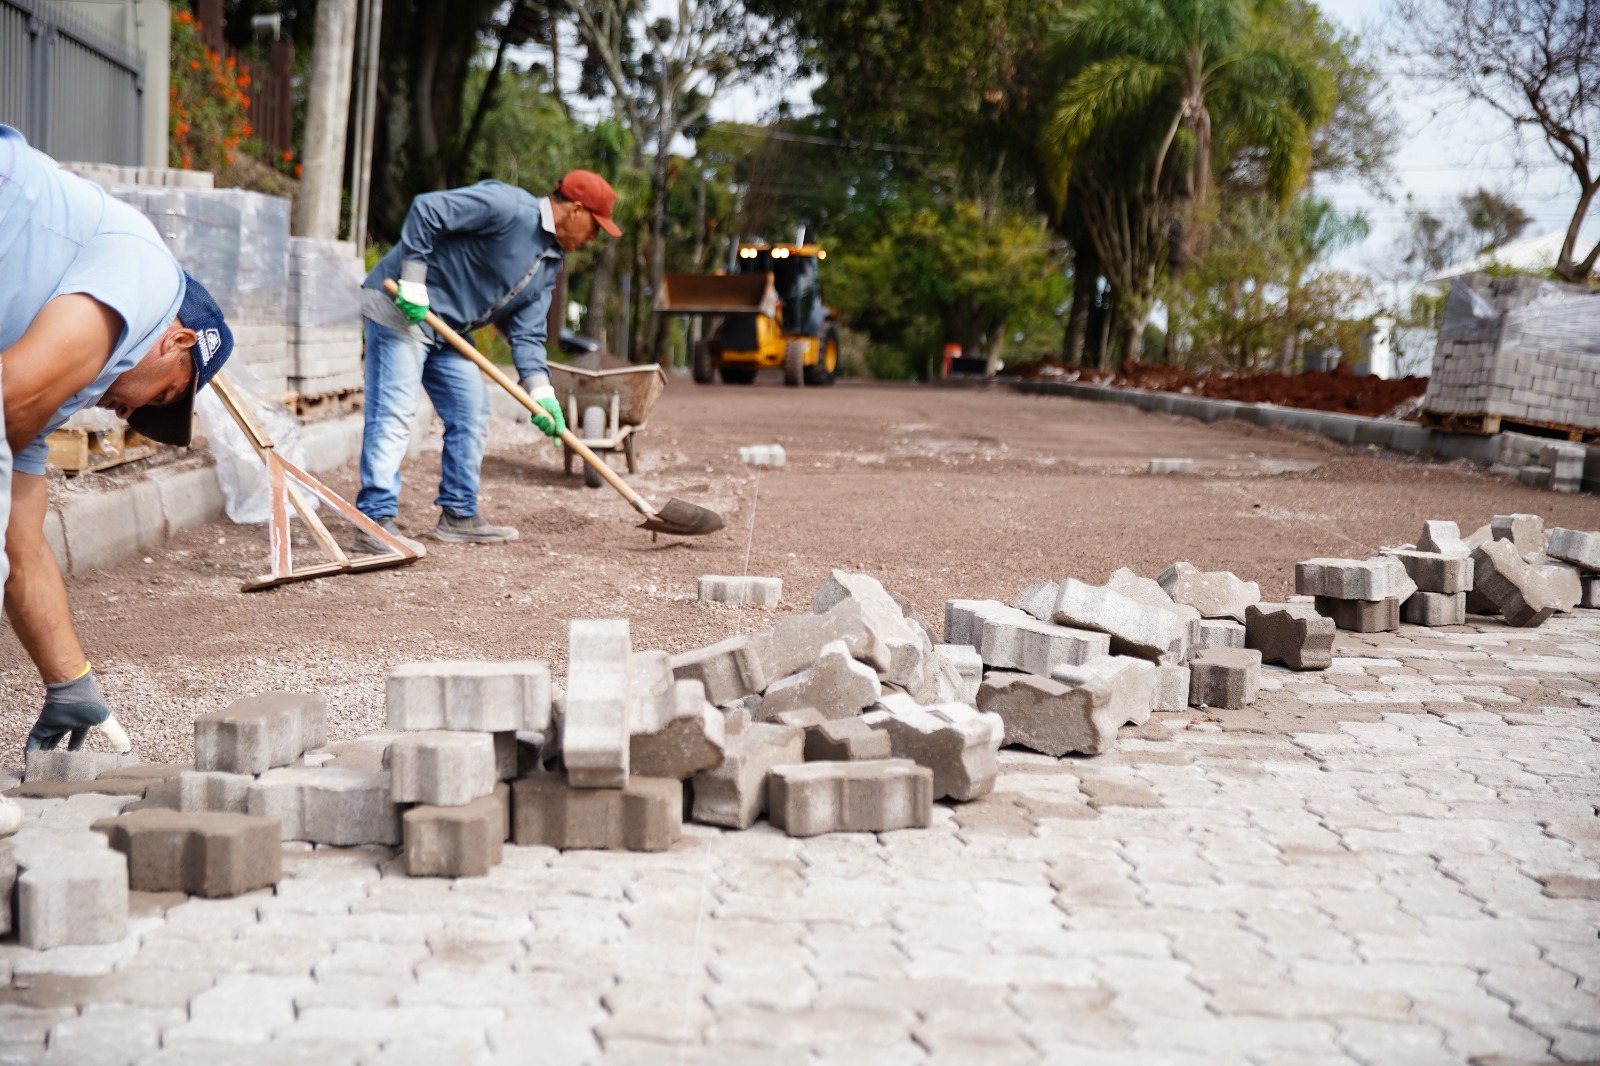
{"left": 110, "top": 186, "right": 294, "bottom": 398}
{"left": 1421, "top": 272, "right": 1600, "bottom": 433}
{"left": 958, "top": 562, "right": 1330, "bottom": 735}
{"left": 1493, "top": 433, "right": 1588, "bottom": 494}
{"left": 61, "top": 161, "right": 215, "bottom": 190}
{"left": 288, "top": 239, "right": 366, "bottom": 399}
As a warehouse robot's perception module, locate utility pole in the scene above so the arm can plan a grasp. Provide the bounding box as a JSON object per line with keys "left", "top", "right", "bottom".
{"left": 295, "top": 0, "right": 358, "bottom": 238}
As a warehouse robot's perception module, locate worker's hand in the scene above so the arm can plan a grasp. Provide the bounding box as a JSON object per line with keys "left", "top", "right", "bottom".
{"left": 526, "top": 384, "right": 566, "bottom": 439}
{"left": 26, "top": 669, "right": 132, "bottom": 754}
{"left": 394, "top": 279, "right": 431, "bottom": 326}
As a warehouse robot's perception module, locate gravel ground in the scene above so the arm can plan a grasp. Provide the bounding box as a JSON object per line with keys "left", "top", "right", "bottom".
{"left": 2, "top": 378, "right": 1597, "bottom": 769}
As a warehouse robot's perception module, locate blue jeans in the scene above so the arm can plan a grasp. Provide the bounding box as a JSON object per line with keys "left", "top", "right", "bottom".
{"left": 356, "top": 317, "right": 491, "bottom": 520}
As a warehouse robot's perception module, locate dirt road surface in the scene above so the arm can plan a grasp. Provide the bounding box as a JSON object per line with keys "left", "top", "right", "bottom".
{"left": 4, "top": 379, "right": 1597, "bottom": 766}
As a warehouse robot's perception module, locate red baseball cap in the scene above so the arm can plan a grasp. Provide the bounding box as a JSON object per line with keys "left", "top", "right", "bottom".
{"left": 556, "top": 170, "right": 622, "bottom": 237}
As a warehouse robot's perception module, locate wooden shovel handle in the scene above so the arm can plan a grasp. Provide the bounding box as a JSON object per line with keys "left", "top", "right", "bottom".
{"left": 382, "top": 280, "right": 657, "bottom": 519}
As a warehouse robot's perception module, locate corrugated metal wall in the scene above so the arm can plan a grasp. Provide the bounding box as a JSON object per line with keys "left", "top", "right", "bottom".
{"left": 0, "top": 0, "right": 143, "bottom": 164}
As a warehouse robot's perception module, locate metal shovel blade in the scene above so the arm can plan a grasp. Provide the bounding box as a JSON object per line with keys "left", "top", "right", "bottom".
{"left": 640, "top": 497, "right": 725, "bottom": 537}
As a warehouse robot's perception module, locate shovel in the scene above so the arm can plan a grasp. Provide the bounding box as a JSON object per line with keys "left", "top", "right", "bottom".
{"left": 384, "top": 280, "right": 724, "bottom": 538}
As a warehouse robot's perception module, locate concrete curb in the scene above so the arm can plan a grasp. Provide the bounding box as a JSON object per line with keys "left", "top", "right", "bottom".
{"left": 1010, "top": 380, "right": 1599, "bottom": 494}
{"left": 41, "top": 410, "right": 408, "bottom": 578}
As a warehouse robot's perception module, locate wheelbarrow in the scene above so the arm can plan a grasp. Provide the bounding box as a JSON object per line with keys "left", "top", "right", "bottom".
{"left": 549, "top": 362, "right": 668, "bottom": 488}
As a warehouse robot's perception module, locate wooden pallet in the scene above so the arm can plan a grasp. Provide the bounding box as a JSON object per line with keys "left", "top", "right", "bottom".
{"left": 46, "top": 425, "right": 161, "bottom": 476}
{"left": 288, "top": 388, "right": 364, "bottom": 420}
{"left": 1420, "top": 410, "right": 1598, "bottom": 444}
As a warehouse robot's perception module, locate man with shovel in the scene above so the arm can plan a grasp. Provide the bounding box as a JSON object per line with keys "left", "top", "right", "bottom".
{"left": 352, "top": 170, "right": 621, "bottom": 552}
{"left": 0, "top": 124, "right": 234, "bottom": 788}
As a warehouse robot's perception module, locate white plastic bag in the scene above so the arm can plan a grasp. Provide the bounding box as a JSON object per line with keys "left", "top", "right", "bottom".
{"left": 194, "top": 371, "right": 319, "bottom": 525}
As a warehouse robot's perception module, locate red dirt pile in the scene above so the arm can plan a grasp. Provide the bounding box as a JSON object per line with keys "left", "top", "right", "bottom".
{"left": 1004, "top": 359, "right": 1429, "bottom": 419}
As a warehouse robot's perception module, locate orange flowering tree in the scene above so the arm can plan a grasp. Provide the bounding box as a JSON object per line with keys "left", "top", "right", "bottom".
{"left": 168, "top": 5, "right": 253, "bottom": 171}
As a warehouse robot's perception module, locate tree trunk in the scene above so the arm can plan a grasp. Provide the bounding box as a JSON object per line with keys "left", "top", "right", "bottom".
{"left": 1062, "top": 245, "right": 1098, "bottom": 366}
{"left": 583, "top": 238, "right": 616, "bottom": 351}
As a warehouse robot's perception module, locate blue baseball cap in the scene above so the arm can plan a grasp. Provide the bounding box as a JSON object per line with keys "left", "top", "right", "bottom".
{"left": 128, "top": 272, "right": 234, "bottom": 447}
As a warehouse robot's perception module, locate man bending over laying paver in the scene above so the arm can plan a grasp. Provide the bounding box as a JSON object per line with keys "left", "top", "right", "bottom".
{"left": 0, "top": 124, "right": 235, "bottom": 807}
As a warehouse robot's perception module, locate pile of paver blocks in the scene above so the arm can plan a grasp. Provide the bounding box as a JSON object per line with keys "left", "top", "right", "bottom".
{"left": 1293, "top": 513, "right": 1593, "bottom": 632}
{"left": 958, "top": 561, "right": 1316, "bottom": 731}
{"left": 1422, "top": 272, "right": 1600, "bottom": 433}
{"left": 61, "top": 161, "right": 215, "bottom": 190}
{"left": 288, "top": 238, "right": 366, "bottom": 399}
{"left": 1493, "top": 433, "right": 1588, "bottom": 494}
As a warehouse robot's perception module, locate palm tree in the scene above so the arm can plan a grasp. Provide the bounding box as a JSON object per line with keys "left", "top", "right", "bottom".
{"left": 1040, "top": 0, "right": 1333, "bottom": 364}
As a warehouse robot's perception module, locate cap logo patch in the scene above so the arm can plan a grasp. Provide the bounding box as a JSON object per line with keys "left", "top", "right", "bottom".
{"left": 197, "top": 328, "right": 221, "bottom": 366}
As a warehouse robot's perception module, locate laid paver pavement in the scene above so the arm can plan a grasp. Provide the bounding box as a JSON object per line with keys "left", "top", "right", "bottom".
{"left": 0, "top": 611, "right": 1597, "bottom": 1063}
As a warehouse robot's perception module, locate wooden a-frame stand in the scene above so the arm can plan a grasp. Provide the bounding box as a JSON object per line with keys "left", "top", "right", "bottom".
{"left": 210, "top": 372, "right": 423, "bottom": 592}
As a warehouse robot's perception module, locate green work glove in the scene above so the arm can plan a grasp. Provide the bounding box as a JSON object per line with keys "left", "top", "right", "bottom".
{"left": 525, "top": 383, "right": 566, "bottom": 438}
{"left": 394, "top": 278, "right": 430, "bottom": 326}
{"left": 26, "top": 667, "right": 132, "bottom": 755}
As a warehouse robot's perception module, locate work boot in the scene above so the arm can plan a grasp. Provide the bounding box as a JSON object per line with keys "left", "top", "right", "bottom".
{"left": 350, "top": 517, "right": 427, "bottom": 557}
{"left": 430, "top": 511, "right": 520, "bottom": 544}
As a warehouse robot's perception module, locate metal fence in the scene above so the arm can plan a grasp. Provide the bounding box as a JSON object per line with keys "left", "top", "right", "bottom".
{"left": 0, "top": 0, "right": 143, "bottom": 164}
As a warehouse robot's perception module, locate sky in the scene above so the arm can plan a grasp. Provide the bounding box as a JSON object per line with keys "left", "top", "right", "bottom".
{"left": 550, "top": 0, "right": 1595, "bottom": 284}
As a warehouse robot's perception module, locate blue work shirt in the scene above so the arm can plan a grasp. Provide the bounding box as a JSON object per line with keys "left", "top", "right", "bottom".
{"left": 364, "top": 181, "right": 563, "bottom": 385}
{"left": 0, "top": 125, "right": 184, "bottom": 475}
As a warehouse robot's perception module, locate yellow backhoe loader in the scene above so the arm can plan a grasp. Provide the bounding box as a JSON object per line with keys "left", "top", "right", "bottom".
{"left": 654, "top": 242, "right": 839, "bottom": 387}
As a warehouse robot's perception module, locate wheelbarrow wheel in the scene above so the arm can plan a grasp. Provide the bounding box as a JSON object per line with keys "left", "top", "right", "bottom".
{"left": 581, "top": 405, "right": 607, "bottom": 489}
{"left": 624, "top": 431, "right": 638, "bottom": 474}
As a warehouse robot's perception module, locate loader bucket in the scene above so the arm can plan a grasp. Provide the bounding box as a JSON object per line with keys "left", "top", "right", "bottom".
{"left": 654, "top": 273, "right": 779, "bottom": 318}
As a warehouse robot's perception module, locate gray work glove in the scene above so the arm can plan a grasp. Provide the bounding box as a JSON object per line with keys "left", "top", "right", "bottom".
{"left": 26, "top": 670, "right": 131, "bottom": 754}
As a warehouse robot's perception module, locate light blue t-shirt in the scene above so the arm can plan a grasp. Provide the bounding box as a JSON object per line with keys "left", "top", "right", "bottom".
{"left": 0, "top": 124, "right": 184, "bottom": 474}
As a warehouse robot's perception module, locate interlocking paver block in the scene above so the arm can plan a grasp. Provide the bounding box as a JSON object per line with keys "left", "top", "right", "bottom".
{"left": 23, "top": 751, "right": 139, "bottom": 783}
{"left": 1051, "top": 578, "right": 1187, "bottom": 662}
{"left": 1105, "top": 568, "right": 1202, "bottom": 657}
{"left": 92, "top": 808, "right": 281, "bottom": 897}
{"left": 1245, "top": 602, "right": 1335, "bottom": 670}
{"left": 1471, "top": 539, "right": 1564, "bottom": 627}
{"left": 1193, "top": 618, "right": 1246, "bottom": 652}
{"left": 751, "top": 599, "right": 882, "bottom": 684}
{"left": 1417, "top": 520, "right": 1468, "bottom": 555}
{"left": 194, "top": 692, "right": 326, "bottom": 775}
{"left": 670, "top": 634, "right": 768, "bottom": 706}
{"left": 976, "top": 672, "right": 1119, "bottom": 756}
{"left": 1294, "top": 557, "right": 1417, "bottom": 601}
{"left": 178, "top": 770, "right": 253, "bottom": 813}
{"left": 1402, "top": 591, "right": 1467, "bottom": 627}
{"left": 1050, "top": 654, "right": 1156, "bottom": 726}
{"left": 758, "top": 640, "right": 882, "bottom": 720}
{"left": 861, "top": 703, "right": 1000, "bottom": 800}
{"left": 1153, "top": 663, "right": 1191, "bottom": 710}
{"left": 564, "top": 620, "right": 632, "bottom": 789}
{"left": 933, "top": 644, "right": 983, "bottom": 705}
{"left": 246, "top": 767, "right": 401, "bottom": 845}
{"left": 0, "top": 842, "right": 13, "bottom": 937}
{"left": 975, "top": 604, "right": 1111, "bottom": 676}
{"left": 1383, "top": 549, "right": 1475, "bottom": 593}
{"left": 1583, "top": 576, "right": 1599, "bottom": 609}
{"left": 384, "top": 660, "right": 552, "bottom": 733}
{"left": 1009, "top": 579, "right": 1059, "bottom": 622}
{"left": 1148, "top": 458, "right": 1193, "bottom": 473}
{"left": 803, "top": 716, "right": 893, "bottom": 761}
{"left": 698, "top": 575, "right": 783, "bottom": 608}
{"left": 630, "top": 678, "right": 726, "bottom": 780}
{"left": 386, "top": 731, "right": 497, "bottom": 807}
{"left": 1187, "top": 647, "right": 1262, "bottom": 709}
{"left": 1314, "top": 595, "right": 1402, "bottom": 633}
{"left": 690, "top": 721, "right": 804, "bottom": 829}
{"left": 404, "top": 783, "right": 509, "bottom": 877}
{"left": 1491, "top": 513, "right": 1546, "bottom": 554}
{"left": 14, "top": 843, "right": 127, "bottom": 949}
{"left": 1157, "top": 561, "right": 1261, "bottom": 622}
{"left": 1546, "top": 528, "right": 1600, "bottom": 571}
{"left": 512, "top": 774, "right": 680, "bottom": 851}
{"left": 1536, "top": 561, "right": 1583, "bottom": 612}
{"left": 812, "top": 570, "right": 929, "bottom": 687}
{"left": 768, "top": 760, "right": 933, "bottom": 837}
